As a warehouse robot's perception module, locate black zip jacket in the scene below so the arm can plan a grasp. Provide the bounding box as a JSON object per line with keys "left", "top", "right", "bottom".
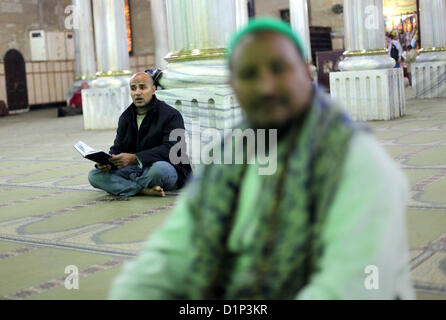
{"left": 109, "top": 95, "right": 192, "bottom": 188}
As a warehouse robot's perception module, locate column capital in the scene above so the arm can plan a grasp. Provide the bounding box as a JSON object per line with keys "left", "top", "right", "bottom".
{"left": 95, "top": 70, "right": 132, "bottom": 78}
{"left": 340, "top": 0, "right": 393, "bottom": 71}
{"left": 161, "top": 0, "right": 237, "bottom": 88}
{"left": 343, "top": 49, "right": 389, "bottom": 57}
{"left": 165, "top": 48, "right": 226, "bottom": 63}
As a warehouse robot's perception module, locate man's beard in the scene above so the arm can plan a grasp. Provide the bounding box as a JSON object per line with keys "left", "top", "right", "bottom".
{"left": 246, "top": 93, "right": 313, "bottom": 139}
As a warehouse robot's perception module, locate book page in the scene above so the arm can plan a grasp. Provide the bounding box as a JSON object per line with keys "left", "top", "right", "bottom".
{"left": 74, "top": 141, "right": 95, "bottom": 157}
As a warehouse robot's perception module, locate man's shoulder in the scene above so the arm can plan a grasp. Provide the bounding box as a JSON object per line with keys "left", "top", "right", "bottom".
{"left": 158, "top": 99, "right": 183, "bottom": 119}
{"left": 157, "top": 98, "right": 182, "bottom": 117}
{"left": 346, "top": 131, "right": 408, "bottom": 187}
{"left": 120, "top": 104, "right": 134, "bottom": 118}
{"left": 115, "top": 105, "right": 136, "bottom": 128}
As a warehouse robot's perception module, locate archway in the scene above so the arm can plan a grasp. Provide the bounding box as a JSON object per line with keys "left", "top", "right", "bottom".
{"left": 4, "top": 49, "right": 28, "bottom": 111}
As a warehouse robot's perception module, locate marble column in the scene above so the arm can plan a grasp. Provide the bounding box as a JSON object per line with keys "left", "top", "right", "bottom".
{"left": 92, "top": 0, "right": 131, "bottom": 84}
{"left": 412, "top": 0, "right": 446, "bottom": 98}
{"left": 235, "top": 0, "right": 249, "bottom": 29}
{"left": 68, "top": 0, "right": 97, "bottom": 109}
{"left": 73, "top": 0, "right": 96, "bottom": 82}
{"left": 289, "top": 0, "right": 312, "bottom": 64}
{"left": 159, "top": 0, "right": 237, "bottom": 89}
{"left": 156, "top": 0, "right": 242, "bottom": 168}
{"left": 82, "top": 0, "right": 132, "bottom": 130}
{"left": 330, "top": 0, "right": 405, "bottom": 121}
{"left": 150, "top": 0, "right": 169, "bottom": 69}
{"left": 289, "top": 0, "right": 317, "bottom": 81}
{"left": 339, "top": 0, "right": 394, "bottom": 71}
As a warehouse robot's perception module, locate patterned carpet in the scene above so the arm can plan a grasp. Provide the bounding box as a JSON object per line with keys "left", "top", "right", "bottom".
{"left": 368, "top": 95, "right": 446, "bottom": 300}
{"left": 0, "top": 92, "right": 445, "bottom": 299}
{"left": 0, "top": 110, "right": 177, "bottom": 299}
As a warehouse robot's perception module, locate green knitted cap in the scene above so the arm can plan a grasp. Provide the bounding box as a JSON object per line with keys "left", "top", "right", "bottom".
{"left": 227, "top": 17, "right": 308, "bottom": 63}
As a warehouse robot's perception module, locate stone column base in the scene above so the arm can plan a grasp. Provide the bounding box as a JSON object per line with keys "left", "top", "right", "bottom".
{"left": 81, "top": 85, "right": 131, "bottom": 130}
{"left": 412, "top": 61, "right": 446, "bottom": 99}
{"left": 329, "top": 68, "right": 405, "bottom": 121}
{"left": 156, "top": 85, "right": 243, "bottom": 168}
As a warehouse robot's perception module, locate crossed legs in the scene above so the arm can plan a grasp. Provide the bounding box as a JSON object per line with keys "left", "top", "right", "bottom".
{"left": 88, "top": 161, "right": 178, "bottom": 197}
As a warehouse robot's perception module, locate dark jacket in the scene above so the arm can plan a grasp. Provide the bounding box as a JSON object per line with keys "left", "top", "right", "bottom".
{"left": 109, "top": 95, "right": 192, "bottom": 188}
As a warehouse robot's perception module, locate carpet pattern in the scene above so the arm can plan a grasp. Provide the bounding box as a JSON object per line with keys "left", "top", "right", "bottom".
{"left": 0, "top": 95, "right": 445, "bottom": 299}
{"left": 369, "top": 97, "right": 446, "bottom": 298}
{"left": 0, "top": 110, "right": 178, "bottom": 299}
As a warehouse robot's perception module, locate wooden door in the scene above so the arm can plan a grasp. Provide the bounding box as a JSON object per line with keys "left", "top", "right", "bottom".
{"left": 4, "top": 49, "right": 28, "bottom": 111}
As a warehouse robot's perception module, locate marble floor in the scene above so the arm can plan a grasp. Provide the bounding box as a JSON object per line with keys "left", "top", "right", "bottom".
{"left": 0, "top": 89, "right": 445, "bottom": 299}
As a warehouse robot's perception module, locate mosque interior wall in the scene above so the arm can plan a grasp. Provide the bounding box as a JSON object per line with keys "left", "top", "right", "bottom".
{"left": 0, "top": 0, "right": 155, "bottom": 107}
{"left": 0, "top": 0, "right": 347, "bottom": 108}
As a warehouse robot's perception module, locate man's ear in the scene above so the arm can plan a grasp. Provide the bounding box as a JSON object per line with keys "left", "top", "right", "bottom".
{"left": 152, "top": 85, "right": 157, "bottom": 93}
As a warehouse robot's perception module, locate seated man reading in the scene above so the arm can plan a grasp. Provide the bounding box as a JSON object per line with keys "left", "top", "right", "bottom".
{"left": 88, "top": 72, "right": 192, "bottom": 197}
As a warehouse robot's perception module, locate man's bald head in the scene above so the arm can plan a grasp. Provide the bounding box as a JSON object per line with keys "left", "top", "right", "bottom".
{"left": 130, "top": 72, "right": 154, "bottom": 85}
{"left": 130, "top": 72, "right": 156, "bottom": 108}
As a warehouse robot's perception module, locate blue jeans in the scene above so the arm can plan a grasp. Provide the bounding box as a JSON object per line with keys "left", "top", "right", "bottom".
{"left": 88, "top": 161, "right": 178, "bottom": 196}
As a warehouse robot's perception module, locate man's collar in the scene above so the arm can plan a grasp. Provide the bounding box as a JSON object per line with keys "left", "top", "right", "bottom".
{"left": 131, "top": 94, "right": 158, "bottom": 114}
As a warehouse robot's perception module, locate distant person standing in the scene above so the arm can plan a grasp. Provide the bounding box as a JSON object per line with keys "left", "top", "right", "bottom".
{"left": 411, "top": 30, "right": 418, "bottom": 49}
{"left": 387, "top": 33, "right": 403, "bottom": 68}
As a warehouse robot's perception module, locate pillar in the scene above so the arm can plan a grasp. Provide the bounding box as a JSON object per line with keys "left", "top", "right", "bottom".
{"left": 91, "top": 0, "right": 131, "bottom": 85}
{"left": 150, "top": 0, "right": 169, "bottom": 69}
{"left": 330, "top": 0, "right": 405, "bottom": 121}
{"left": 82, "top": 0, "right": 132, "bottom": 130}
{"left": 339, "top": 0, "right": 394, "bottom": 71}
{"left": 289, "top": 0, "right": 312, "bottom": 64}
{"left": 156, "top": 0, "right": 243, "bottom": 168}
{"left": 412, "top": 0, "right": 446, "bottom": 98}
{"left": 68, "top": 0, "right": 96, "bottom": 108}
{"left": 236, "top": 0, "right": 249, "bottom": 29}
{"left": 73, "top": 0, "right": 96, "bottom": 82}
{"left": 289, "top": 0, "right": 317, "bottom": 81}
{"left": 159, "top": 0, "right": 237, "bottom": 89}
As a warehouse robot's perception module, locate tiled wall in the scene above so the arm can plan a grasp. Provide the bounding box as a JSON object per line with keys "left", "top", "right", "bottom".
{"left": 26, "top": 60, "right": 76, "bottom": 105}
{"left": 0, "top": 54, "right": 155, "bottom": 107}
{"left": 0, "top": 60, "right": 75, "bottom": 106}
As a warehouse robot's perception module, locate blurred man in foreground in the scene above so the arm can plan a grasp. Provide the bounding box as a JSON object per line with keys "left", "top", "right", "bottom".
{"left": 110, "top": 18, "right": 414, "bottom": 299}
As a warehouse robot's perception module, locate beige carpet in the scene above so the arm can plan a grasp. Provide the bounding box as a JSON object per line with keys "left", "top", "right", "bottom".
{"left": 0, "top": 91, "right": 445, "bottom": 299}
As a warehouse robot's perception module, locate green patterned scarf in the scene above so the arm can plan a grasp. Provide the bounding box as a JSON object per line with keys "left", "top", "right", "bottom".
{"left": 179, "top": 88, "right": 359, "bottom": 299}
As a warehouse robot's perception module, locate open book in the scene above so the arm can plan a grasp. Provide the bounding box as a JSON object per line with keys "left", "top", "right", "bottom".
{"left": 74, "top": 141, "right": 115, "bottom": 168}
